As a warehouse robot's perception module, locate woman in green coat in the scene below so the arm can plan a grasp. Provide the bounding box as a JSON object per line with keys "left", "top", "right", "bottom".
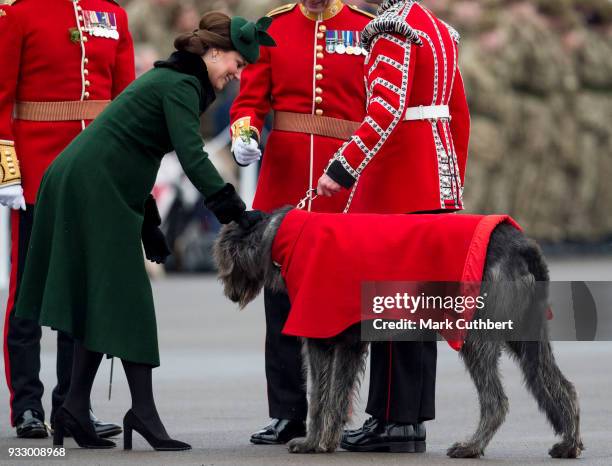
{"left": 15, "top": 12, "right": 274, "bottom": 451}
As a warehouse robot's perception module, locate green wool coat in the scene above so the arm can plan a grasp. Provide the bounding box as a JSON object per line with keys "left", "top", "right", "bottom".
{"left": 15, "top": 52, "right": 225, "bottom": 366}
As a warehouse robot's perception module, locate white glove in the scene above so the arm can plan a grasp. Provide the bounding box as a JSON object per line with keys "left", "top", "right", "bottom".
{"left": 0, "top": 184, "right": 26, "bottom": 210}
{"left": 232, "top": 137, "right": 261, "bottom": 166}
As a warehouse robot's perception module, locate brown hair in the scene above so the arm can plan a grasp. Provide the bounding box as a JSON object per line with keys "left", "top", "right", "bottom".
{"left": 173, "top": 11, "right": 233, "bottom": 56}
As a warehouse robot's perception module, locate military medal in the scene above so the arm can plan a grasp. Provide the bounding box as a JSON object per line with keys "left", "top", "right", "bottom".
{"left": 353, "top": 31, "right": 362, "bottom": 56}
{"left": 335, "top": 31, "right": 346, "bottom": 54}
{"left": 346, "top": 31, "right": 355, "bottom": 55}
{"left": 82, "top": 10, "right": 119, "bottom": 40}
{"left": 326, "top": 31, "right": 335, "bottom": 54}
{"left": 107, "top": 12, "right": 119, "bottom": 40}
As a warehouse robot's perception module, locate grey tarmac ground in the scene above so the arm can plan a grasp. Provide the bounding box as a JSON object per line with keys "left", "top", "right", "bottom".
{"left": 0, "top": 256, "right": 610, "bottom": 466}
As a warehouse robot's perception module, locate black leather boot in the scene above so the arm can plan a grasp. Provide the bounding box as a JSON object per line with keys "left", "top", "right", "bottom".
{"left": 15, "top": 410, "right": 48, "bottom": 439}
{"left": 90, "top": 410, "right": 122, "bottom": 438}
{"left": 341, "top": 418, "right": 426, "bottom": 453}
{"left": 250, "top": 419, "right": 306, "bottom": 445}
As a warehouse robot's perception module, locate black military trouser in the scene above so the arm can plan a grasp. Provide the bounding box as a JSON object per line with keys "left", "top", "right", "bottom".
{"left": 366, "top": 341, "right": 437, "bottom": 423}
{"left": 3, "top": 205, "right": 74, "bottom": 426}
{"left": 264, "top": 288, "right": 307, "bottom": 421}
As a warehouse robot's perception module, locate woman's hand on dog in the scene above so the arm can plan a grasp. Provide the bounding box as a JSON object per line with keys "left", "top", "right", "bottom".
{"left": 317, "top": 174, "right": 342, "bottom": 197}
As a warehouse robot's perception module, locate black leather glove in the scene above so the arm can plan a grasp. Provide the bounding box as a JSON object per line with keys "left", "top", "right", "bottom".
{"left": 142, "top": 195, "right": 171, "bottom": 264}
{"left": 204, "top": 183, "right": 246, "bottom": 224}
{"left": 237, "top": 209, "right": 265, "bottom": 230}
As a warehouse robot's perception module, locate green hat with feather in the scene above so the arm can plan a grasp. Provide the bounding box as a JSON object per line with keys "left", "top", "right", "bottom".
{"left": 230, "top": 16, "right": 276, "bottom": 64}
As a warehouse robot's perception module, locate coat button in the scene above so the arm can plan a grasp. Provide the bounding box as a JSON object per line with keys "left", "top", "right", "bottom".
{"left": 82, "top": 35, "right": 88, "bottom": 42}
{"left": 315, "top": 64, "right": 323, "bottom": 71}
{"left": 316, "top": 45, "right": 323, "bottom": 52}
{"left": 319, "top": 25, "right": 327, "bottom": 32}
{"left": 84, "top": 69, "right": 89, "bottom": 75}
{"left": 315, "top": 109, "right": 324, "bottom": 116}
{"left": 84, "top": 57, "right": 89, "bottom": 64}
{"left": 317, "top": 32, "right": 324, "bottom": 39}
{"left": 316, "top": 73, "right": 323, "bottom": 80}
{"left": 84, "top": 92, "right": 90, "bottom": 99}
{"left": 84, "top": 80, "right": 90, "bottom": 86}
{"left": 315, "top": 96, "right": 323, "bottom": 104}
{"left": 316, "top": 87, "right": 323, "bottom": 94}
{"left": 317, "top": 53, "right": 324, "bottom": 59}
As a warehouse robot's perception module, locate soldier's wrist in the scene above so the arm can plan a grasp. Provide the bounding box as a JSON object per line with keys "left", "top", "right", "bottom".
{"left": 327, "top": 160, "right": 356, "bottom": 189}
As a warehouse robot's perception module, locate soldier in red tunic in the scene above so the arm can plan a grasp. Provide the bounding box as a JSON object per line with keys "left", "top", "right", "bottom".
{"left": 317, "top": 0, "right": 471, "bottom": 452}
{"left": 0, "top": 0, "right": 134, "bottom": 438}
{"left": 229, "top": 0, "right": 374, "bottom": 444}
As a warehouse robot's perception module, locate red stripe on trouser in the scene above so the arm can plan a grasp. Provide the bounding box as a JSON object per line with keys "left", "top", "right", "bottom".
{"left": 3, "top": 210, "right": 20, "bottom": 426}
{"left": 385, "top": 341, "right": 393, "bottom": 422}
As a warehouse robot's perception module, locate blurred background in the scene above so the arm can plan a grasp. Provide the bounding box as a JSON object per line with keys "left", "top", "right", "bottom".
{"left": 1, "top": 0, "right": 611, "bottom": 277}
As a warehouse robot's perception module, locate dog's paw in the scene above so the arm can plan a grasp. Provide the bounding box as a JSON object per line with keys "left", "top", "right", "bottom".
{"left": 287, "top": 437, "right": 325, "bottom": 454}
{"left": 447, "top": 442, "right": 484, "bottom": 458}
{"left": 549, "top": 440, "right": 583, "bottom": 459}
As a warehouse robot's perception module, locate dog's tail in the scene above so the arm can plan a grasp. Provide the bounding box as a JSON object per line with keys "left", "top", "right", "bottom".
{"left": 519, "top": 238, "right": 553, "bottom": 320}
{"left": 519, "top": 238, "right": 550, "bottom": 283}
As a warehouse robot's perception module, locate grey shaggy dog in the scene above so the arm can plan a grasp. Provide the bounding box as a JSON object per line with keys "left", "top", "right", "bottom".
{"left": 213, "top": 207, "right": 583, "bottom": 458}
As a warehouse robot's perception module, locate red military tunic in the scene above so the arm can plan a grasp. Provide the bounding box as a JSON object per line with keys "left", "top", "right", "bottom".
{"left": 326, "top": 0, "right": 470, "bottom": 214}
{"left": 230, "top": 1, "right": 373, "bottom": 213}
{"left": 0, "top": 0, "right": 134, "bottom": 203}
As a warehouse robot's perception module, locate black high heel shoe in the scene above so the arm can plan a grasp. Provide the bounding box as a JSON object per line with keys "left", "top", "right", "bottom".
{"left": 53, "top": 407, "right": 116, "bottom": 449}
{"left": 123, "top": 409, "right": 191, "bottom": 451}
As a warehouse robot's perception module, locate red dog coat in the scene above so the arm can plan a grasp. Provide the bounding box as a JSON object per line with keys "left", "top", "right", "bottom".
{"left": 272, "top": 209, "right": 522, "bottom": 350}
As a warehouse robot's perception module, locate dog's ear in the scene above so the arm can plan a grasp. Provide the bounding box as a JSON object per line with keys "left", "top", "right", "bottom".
{"left": 213, "top": 223, "right": 238, "bottom": 282}
{"left": 213, "top": 220, "right": 266, "bottom": 308}
{"left": 261, "top": 206, "right": 292, "bottom": 294}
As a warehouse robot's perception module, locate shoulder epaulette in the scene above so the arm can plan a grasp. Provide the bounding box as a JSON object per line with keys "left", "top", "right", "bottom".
{"left": 361, "top": 14, "right": 423, "bottom": 51}
{"left": 266, "top": 3, "right": 297, "bottom": 18}
{"left": 348, "top": 5, "right": 375, "bottom": 19}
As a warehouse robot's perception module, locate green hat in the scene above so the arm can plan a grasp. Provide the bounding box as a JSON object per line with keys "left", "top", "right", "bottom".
{"left": 230, "top": 16, "right": 276, "bottom": 64}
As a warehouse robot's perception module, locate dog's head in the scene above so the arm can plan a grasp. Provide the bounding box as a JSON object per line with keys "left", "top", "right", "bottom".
{"left": 213, "top": 206, "right": 291, "bottom": 308}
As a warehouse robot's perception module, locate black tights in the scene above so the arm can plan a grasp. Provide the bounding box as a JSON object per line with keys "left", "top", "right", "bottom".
{"left": 121, "top": 359, "right": 168, "bottom": 439}
{"left": 62, "top": 340, "right": 169, "bottom": 439}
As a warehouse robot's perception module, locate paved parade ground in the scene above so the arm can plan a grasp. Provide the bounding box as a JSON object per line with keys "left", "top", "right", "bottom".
{"left": 0, "top": 257, "right": 610, "bottom": 466}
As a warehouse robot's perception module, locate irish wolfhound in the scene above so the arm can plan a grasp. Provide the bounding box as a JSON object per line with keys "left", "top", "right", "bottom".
{"left": 213, "top": 207, "right": 582, "bottom": 458}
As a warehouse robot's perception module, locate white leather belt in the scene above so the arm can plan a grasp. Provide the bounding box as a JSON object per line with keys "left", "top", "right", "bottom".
{"left": 404, "top": 105, "right": 450, "bottom": 121}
